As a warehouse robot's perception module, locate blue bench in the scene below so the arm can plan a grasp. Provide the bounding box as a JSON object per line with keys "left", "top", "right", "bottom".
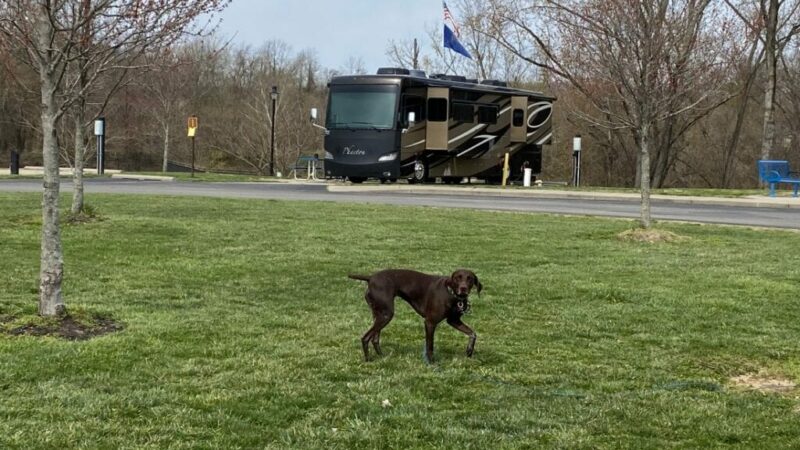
{"left": 758, "top": 160, "right": 800, "bottom": 197}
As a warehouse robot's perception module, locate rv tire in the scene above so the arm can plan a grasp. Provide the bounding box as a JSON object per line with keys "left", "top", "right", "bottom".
{"left": 410, "top": 159, "right": 429, "bottom": 184}
{"left": 348, "top": 176, "right": 366, "bottom": 184}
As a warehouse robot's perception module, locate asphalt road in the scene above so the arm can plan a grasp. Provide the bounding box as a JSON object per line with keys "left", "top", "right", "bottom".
{"left": 1, "top": 179, "right": 799, "bottom": 229}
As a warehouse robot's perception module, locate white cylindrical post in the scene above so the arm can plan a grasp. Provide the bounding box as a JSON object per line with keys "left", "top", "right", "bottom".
{"left": 523, "top": 168, "right": 532, "bottom": 187}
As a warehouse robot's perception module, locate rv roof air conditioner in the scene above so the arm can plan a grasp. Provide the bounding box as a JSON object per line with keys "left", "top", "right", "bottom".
{"left": 480, "top": 79, "right": 508, "bottom": 87}
{"left": 430, "top": 74, "right": 467, "bottom": 82}
{"left": 376, "top": 67, "right": 410, "bottom": 75}
{"left": 409, "top": 69, "right": 427, "bottom": 78}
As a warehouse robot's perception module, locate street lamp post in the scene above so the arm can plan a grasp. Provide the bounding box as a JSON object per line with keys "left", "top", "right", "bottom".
{"left": 270, "top": 86, "right": 279, "bottom": 176}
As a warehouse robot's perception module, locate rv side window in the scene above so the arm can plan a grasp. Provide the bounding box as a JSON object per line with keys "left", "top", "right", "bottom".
{"left": 478, "top": 105, "right": 498, "bottom": 124}
{"left": 452, "top": 102, "right": 474, "bottom": 123}
{"left": 512, "top": 109, "right": 524, "bottom": 127}
{"left": 428, "top": 98, "right": 448, "bottom": 122}
{"left": 402, "top": 95, "right": 426, "bottom": 125}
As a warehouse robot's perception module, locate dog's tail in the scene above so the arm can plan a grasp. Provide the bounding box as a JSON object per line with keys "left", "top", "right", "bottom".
{"left": 348, "top": 274, "right": 371, "bottom": 282}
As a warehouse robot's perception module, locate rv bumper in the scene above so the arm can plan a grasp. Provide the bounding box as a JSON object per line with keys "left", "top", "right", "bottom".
{"left": 324, "top": 160, "right": 400, "bottom": 179}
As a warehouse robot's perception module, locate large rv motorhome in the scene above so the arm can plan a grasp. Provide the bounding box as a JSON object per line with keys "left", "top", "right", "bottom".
{"left": 312, "top": 67, "right": 555, "bottom": 183}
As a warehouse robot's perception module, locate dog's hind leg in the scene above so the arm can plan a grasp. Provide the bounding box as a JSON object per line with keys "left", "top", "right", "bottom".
{"left": 372, "top": 331, "right": 382, "bottom": 356}
{"left": 370, "top": 308, "right": 393, "bottom": 356}
{"left": 361, "top": 292, "right": 394, "bottom": 361}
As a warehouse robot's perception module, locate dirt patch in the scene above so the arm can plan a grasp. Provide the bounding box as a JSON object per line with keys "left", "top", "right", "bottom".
{"left": 729, "top": 372, "right": 796, "bottom": 394}
{"left": 617, "top": 228, "right": 688, "bottom": 243}
{"left": 5, "top": 315, "right": 123, "bottom": 340}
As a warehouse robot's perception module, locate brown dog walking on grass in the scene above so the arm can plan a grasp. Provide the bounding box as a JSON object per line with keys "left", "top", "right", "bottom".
{"left": 348, "top": 269, "right": 482, "bottom": 363}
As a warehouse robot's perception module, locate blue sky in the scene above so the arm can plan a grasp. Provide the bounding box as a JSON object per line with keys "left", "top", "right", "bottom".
{"left": 215, "top": 0, "right": 443, "bottom": 72}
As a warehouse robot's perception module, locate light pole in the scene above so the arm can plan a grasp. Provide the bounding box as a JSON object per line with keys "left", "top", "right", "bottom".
{"left": 270, "top": 86, "right": 279, "bottom": 176}
{"left": 572, "top": 134, "right": 582, "bottom": 187}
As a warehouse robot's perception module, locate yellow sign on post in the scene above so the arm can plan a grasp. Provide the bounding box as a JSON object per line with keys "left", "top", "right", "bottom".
{"left": 187, "top": 116, "right": 198, "bottom": 137}
{"left": 501, "top": 152, "right": 510, "bottom": 187}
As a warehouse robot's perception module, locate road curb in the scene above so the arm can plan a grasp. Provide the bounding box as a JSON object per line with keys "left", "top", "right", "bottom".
{"left": 325, "top": 184, "right": 800, "bottom": 209}
{"left": 111, "top": 174, "right": 175, "bottom": 182}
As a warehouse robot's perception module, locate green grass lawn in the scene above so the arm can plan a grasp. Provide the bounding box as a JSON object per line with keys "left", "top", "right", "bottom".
{"left": 1, "top": 193, "right": 799, "bottom": 448}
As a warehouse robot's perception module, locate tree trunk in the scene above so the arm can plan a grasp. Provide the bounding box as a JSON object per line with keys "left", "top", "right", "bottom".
{"left": 639, "top": 121, "right": 653, "bottom": 229}
{"left": 71, "top": 1, "right": 91, "bottom": 215}
{"left": 162, "top": 122, "right": 170, "bottom": 172}
{"left": 721, "top": 67, "right": 758, "bottom": 187}
{"left": 761, "top": 0, "right": 779, "bottom": 161}
{"left": 71, "top": 99, "right": 87, "bottom": 215}
{"left": 37, "top": 14, "right": 65, "bottom": 317}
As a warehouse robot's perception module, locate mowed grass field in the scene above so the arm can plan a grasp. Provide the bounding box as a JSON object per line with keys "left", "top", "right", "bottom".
{"left": 1, "top": 192, "right": 800, "bottom": 449}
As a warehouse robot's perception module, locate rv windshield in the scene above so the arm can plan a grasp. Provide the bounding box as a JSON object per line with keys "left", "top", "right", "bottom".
{"left": 326, "top": 85, "right": 398, "bottom": 130}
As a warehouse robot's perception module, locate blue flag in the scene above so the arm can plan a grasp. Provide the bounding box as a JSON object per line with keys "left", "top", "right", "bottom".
{"left": 443, "top": 2, "right": 471, "bottom": 59}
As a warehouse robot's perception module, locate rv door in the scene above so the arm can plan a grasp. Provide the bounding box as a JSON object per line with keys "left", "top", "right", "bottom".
{"left": 426, "top": 87, "right": 449, "bottom": 150}
{"left": 510, "top": 96, "right": 528, "bottom": 143}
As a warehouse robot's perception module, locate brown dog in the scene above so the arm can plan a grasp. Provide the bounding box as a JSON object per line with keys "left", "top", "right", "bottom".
{"left": 348, "top": 269, "right": 482, "bottom": 363}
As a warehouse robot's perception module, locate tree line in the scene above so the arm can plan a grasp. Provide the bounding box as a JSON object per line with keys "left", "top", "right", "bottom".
{"left": 4, "top": 1, "right": 799, "bottom": 193}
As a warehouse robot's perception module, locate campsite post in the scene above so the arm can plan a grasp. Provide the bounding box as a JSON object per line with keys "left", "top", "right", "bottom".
{"left": 572, "top": 135, "right": 582, "bottom": 187}
{"left": 188, "top": 116, "right": 198, "bottom": 177}
{"left": 94, "top": 118, "right": 105, "bottom": 175}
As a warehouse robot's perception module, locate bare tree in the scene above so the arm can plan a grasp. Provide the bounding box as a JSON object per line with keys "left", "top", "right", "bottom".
{"left": 0, "top": 0, "right": 229, "bottom": 317}
{"left": 341, "top": 55, "right": 367, "bottom": 75}
{"left": 200, "top": 42, "right": 325, "bottom": 175}
{"left": 487, "top": 0, "right": 731, "bottom": 228}
{"left": 386, "top": 38, "right": 422, "bottom": 69}
{"left": 67, "top": 0, "right": 229, "bottom": 215}
{"left": 724, "top": 0, "right": 800, "bottom": 160}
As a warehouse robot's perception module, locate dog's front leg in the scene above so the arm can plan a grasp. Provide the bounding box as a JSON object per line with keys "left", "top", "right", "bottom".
{"left": 424, "top": 319, "right": 438, "bottom": 364}
{"left": 447, "top": 317, "right": 477, "bottom": 357}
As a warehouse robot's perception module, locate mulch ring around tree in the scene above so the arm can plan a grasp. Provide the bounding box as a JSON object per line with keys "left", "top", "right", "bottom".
{"left": 2, "top": 313, "right": 123, "bottom": 341}
{"left": 617, "top": 228, "right": 688, "bottom": 243}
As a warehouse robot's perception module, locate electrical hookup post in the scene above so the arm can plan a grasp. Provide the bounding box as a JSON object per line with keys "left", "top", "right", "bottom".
{"left": 94, "top": 118, "right": 106, "bottom": 174}
{"left": 572, "top": 135, "right": 582, "bottom": 187}
{"left": 188, "top": 116, "right": 198, "bottom": 177}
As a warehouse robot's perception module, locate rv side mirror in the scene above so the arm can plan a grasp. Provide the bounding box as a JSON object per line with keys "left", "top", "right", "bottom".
{"left": 407, "top": 111, "right": 416, "bottom": 126}
{"left": 310, "top": 108, "right": 318, "bottom": 122}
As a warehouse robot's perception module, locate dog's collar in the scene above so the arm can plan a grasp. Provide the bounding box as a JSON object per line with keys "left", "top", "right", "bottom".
{"left": 448, "top": 286, "right": 471, "bottom": 314}
{"left": 456, "top": 298, "right": 471, "bottom": 314}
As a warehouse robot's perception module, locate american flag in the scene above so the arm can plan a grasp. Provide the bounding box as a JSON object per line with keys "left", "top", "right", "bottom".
{"left": 443, "top": 1, "right": 461, "bottom": 37}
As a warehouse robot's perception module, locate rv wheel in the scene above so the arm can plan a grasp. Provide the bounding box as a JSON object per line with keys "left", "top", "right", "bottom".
{"left": 348, "top": 176, "right": 366, "bottom": 184}
{"left": 410, "top": 159, "right": 428, "bottom": 184}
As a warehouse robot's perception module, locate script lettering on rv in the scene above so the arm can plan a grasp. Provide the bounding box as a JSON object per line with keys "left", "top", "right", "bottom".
{"left": 342, "top": 146, "right": 367, "bottom": 156}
